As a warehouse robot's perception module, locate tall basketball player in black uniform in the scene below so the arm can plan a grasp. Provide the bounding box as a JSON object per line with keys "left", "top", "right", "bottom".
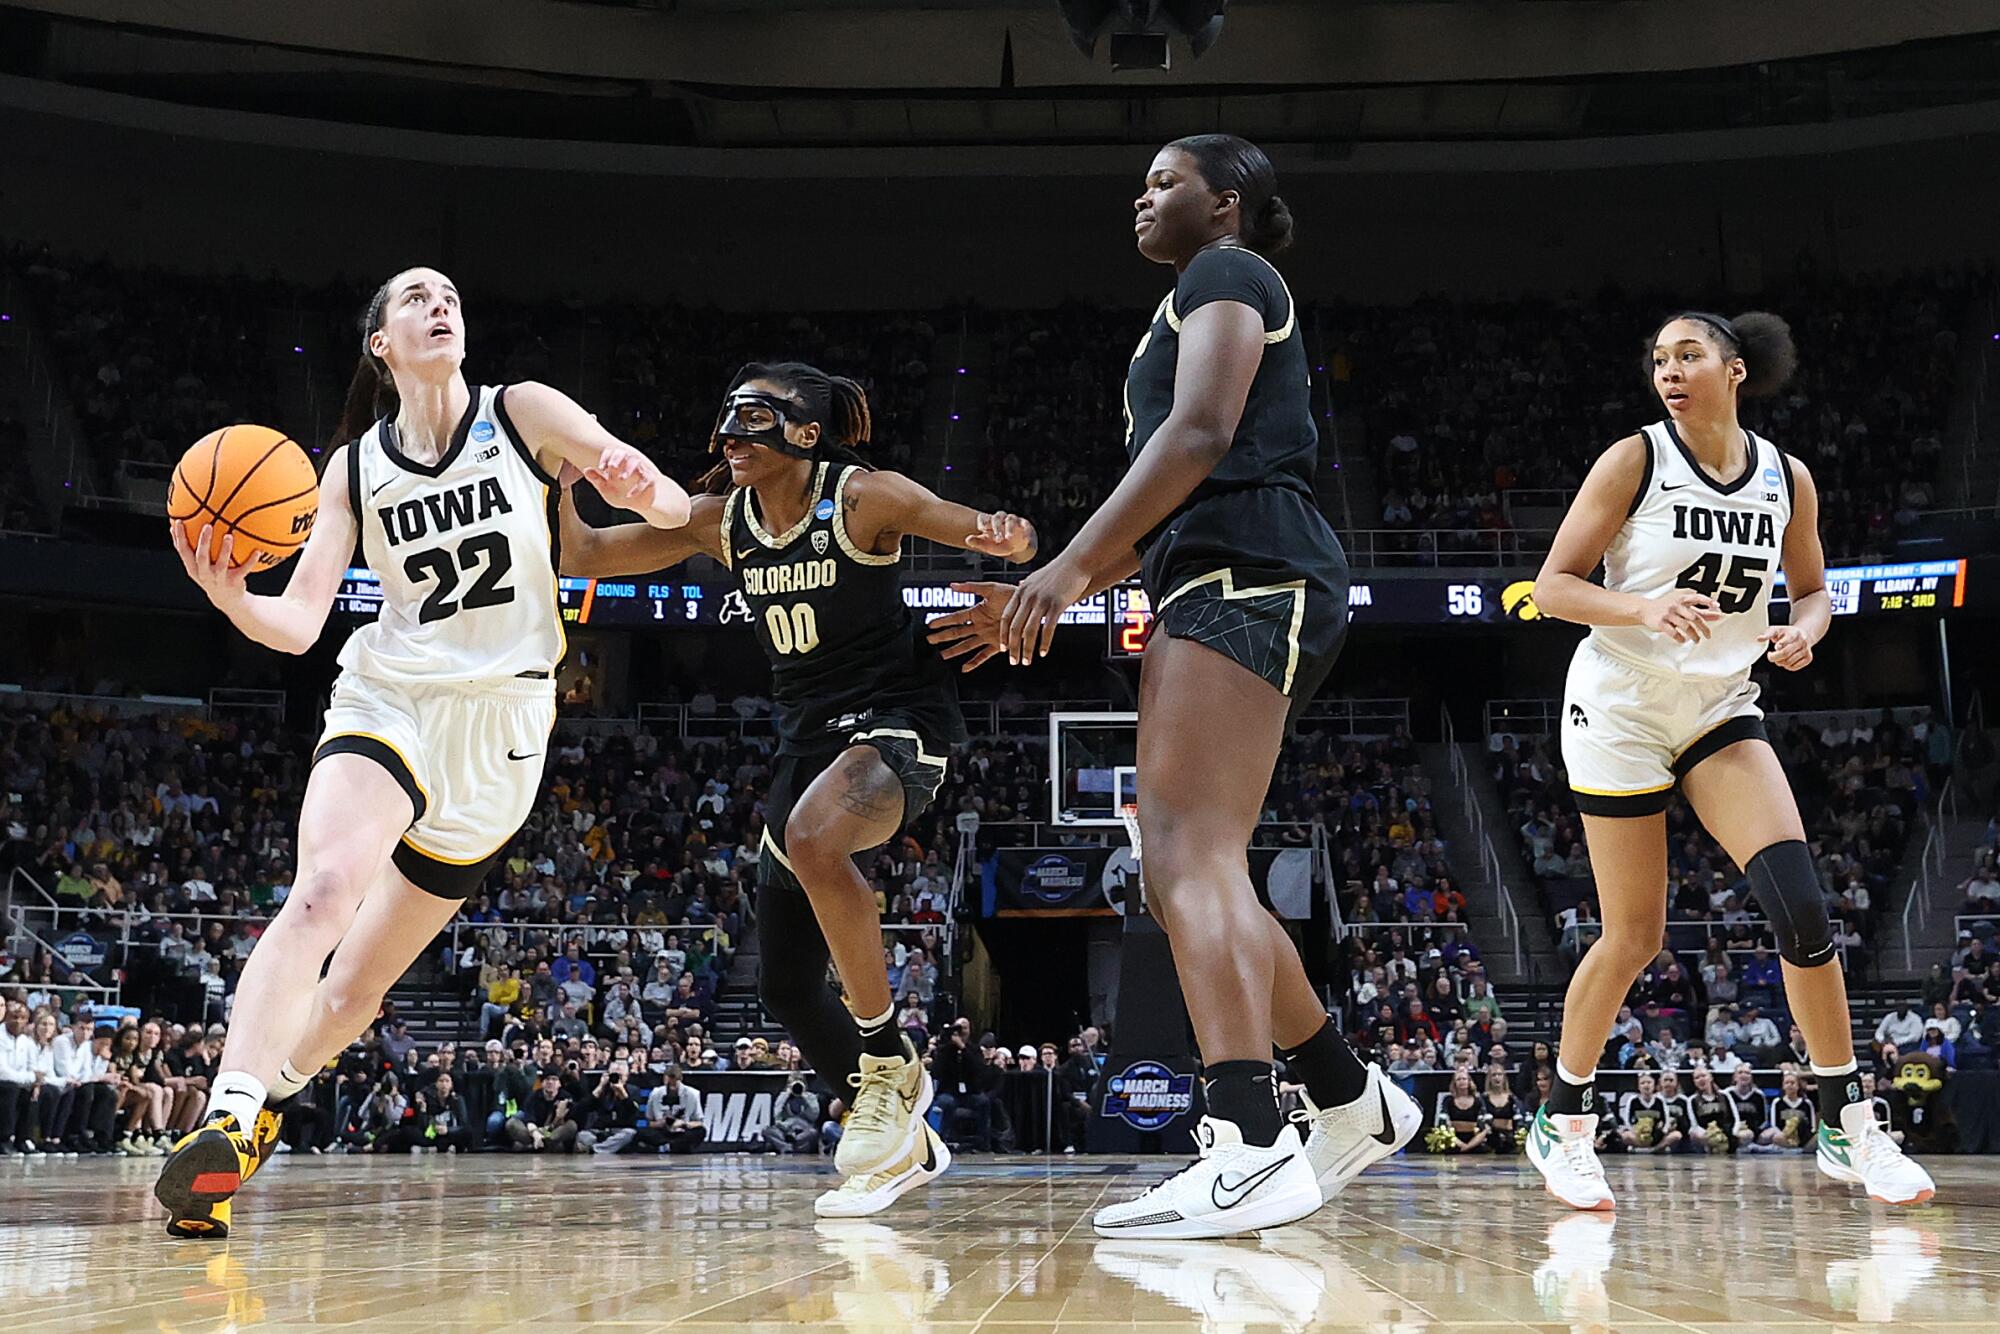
{"left": 930, "top": 135, "right": 1421, "bottom": 1239}
{"left": 556, "top": 362, "right": 1035, "bottom": 1216}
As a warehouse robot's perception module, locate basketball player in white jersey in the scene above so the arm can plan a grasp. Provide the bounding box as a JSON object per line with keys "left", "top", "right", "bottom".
{"left": 153, "top": 267, "right": 690, "bottom": 1236}
{"left": 1523, "top": 311, "right": 1932, "bottom": 1210}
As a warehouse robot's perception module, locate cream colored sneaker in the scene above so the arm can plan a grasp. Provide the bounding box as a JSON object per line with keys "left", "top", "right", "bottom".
{"left": 834, "top": 1040, "right": 933, "bottom": 1178}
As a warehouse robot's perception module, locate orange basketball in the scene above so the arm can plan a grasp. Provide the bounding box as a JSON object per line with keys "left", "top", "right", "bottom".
{"left": 167, "top": 425, "right": 319, "bottom": 570}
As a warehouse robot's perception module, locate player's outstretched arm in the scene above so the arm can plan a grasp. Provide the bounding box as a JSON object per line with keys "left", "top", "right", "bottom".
{"left": 923, "top": 548, "right": 1139, "bottom": 674}
{"left": 1757, "top": 456, "right": 1828, "bottom": 672}
{"left": 838, "top": 468, "right": 1038, "bottom": 564}
{"left": 554, "top": 474, "right": 726, "bottom": 578}
{"left": 502, "top": 381, "right": 692, "bottom": 530}
{"left": 168, "top": 443, "right": 357, "bottom": 655}
{"left": 1533, "top": 434, "right": 1722, "bottom": 645}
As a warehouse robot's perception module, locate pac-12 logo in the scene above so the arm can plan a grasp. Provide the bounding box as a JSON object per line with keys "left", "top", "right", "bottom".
{"left": 1102, "top": 1060, "right": 1195, "bottom": 1130}
{"left": 1569, "top": 703, "right": 1588, "bottom": 728}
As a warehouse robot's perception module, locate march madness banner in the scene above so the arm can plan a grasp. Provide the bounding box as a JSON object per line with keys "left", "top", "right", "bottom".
{"left": 984, "top": 845, "right": 1313, "bottom": 919}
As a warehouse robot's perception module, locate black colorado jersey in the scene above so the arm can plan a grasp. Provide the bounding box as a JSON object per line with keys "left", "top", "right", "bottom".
{"left": 719, "top": 462, "right": 965, "bottom": 754}
{"left": 1122, "top": 244, "right": 1318, "bottom": 552}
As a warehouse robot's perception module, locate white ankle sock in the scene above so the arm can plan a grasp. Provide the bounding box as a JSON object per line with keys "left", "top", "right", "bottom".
{"left": 267, "top": 1061, "right": 311, "bottom": 1103}
{"left": 208, "top": 1073, "right": 267, "bottom": 1132}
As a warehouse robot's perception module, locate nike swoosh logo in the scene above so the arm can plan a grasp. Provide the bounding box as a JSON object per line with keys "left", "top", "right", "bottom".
{"left": 370, "top": 478, "right": 395, "bottom": 500}
{"left": 507, "top": 749, "right": 541, "bottom": 762}
{"left": 1659, "top": 482, "right": 1692, "bottom": 492}
{"left": 1210, "top": 1154, "right": 1294, "bottom": 1210}
{"left": 1371, "top": 1087, "right": 1399, "bottom": 1146}
{"left": 918, "top": 1136, "right": 937, "bottom": 1173}
{"left": 737, "top": 549, "right": 760, "bottom": 563}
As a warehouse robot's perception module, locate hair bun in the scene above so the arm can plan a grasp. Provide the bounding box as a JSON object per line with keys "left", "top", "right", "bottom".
{"left": 1730, "top": 310, "right": 1798, "bottom": 399}
{"left": 1252, "top": 194, "right": 1295, "bottom": 256}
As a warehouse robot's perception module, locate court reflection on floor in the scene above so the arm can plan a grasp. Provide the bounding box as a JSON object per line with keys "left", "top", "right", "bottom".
{"left": 0, "top": 1155, "right": 1981, "bottom": 1331}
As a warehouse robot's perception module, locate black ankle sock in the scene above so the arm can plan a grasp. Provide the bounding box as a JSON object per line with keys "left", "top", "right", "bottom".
{"left": 1279, "top": 1018, "right": 1370, "bottom": 1107}
{"left": 1816, "top": 1062, "right": 1862, "bottom": 1128}
{"left": 1548, "top": 1069, "right": 1595, "bottom": 1118}
{"left": 855, "top": 1009, "right": 907, "bottom": 1061}
{"left": 1203, "top": 1060, "right": 1282, "bottom": 1146}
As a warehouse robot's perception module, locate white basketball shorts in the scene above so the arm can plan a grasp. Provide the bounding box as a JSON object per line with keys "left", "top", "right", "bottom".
{"left": 313, "top": 670, "right": 556, "bottom": 897}
{"left": 1560, "top": 639, "right": 1767, "bottom": 818}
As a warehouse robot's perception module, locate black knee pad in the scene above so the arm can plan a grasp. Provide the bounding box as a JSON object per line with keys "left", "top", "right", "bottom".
{"left": 1746, "top": 839, "right": 1835, "bottom": 968}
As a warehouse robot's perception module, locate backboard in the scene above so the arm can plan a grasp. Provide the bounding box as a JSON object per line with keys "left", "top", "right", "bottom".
{"left": 1049, "top": 710, "right": 1137, "bottom": 827}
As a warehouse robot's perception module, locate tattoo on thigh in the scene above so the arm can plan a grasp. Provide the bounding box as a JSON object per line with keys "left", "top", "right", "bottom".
{"left": 834, "top": 753, "right": 903, "bottom": 824}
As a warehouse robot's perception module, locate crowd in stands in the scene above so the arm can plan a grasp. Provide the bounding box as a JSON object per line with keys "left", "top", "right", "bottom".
{"left": 1339, "top": 270, "right": 1971, "bottom": 562}
{"left": 971, "top": 305, "right": 1138, "bottom": 552}
{"left": 12, "top": 240, "right": 1979, "bottom": 575}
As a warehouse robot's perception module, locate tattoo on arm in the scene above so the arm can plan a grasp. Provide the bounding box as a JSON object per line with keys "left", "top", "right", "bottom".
{"left": 833, "top": 752, "right": 905, "bottom": 824}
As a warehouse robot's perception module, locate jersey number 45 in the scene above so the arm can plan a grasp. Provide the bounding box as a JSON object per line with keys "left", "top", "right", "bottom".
{"left": 1674, "top": 553, "right": 1767, "bottom": 615}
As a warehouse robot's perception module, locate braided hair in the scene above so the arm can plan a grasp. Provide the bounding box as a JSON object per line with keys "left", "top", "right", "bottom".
{"left": 697, "top": 360, "right": 875, "bottom": 496}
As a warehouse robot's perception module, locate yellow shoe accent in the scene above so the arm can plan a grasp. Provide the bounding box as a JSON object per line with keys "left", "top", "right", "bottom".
{"left": 165, "top": 1195, "right": 232, "bottom": 1240}
{"left": 156, "top": 1109, "right": 279, "bottom": 1239}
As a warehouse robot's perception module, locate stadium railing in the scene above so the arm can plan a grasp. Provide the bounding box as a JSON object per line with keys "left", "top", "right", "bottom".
{"left": 1440, "top": 704, "right": 1525, "bottom": 976}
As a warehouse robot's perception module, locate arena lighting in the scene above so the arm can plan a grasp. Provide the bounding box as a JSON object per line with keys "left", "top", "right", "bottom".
{"left": 1055, "top": 0, "right": 1228, "bottom": 67}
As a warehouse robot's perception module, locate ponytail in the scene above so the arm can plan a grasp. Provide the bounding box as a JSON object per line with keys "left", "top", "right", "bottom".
{"left": 1727, "top": 311, "right": 1798, "bottom": 399}
{"left": 328, "top": 275, "right": 402, "bottom": 452}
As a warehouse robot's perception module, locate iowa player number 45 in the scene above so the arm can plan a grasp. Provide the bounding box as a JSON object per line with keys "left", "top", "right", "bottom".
{"left": 765, "top": 602, "right": 821, "bottom": 655}
{"left": 1674, "top": 553, "right": 1768, "bottom": 614}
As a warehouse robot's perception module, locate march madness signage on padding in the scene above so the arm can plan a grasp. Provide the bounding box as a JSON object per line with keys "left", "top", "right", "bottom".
{"left": 985, "top": 846, "right": 1312, "bottom": 918}
{"left": 681, "top": 1071, "right": 794, "bottom": 1151}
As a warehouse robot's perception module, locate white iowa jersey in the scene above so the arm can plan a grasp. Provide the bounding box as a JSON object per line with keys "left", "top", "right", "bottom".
{"left": 337, "top": 384, "right": 565, "bottom": 683}
{"left": 1589, "top": 420, "right": 1794, "bottom": 681}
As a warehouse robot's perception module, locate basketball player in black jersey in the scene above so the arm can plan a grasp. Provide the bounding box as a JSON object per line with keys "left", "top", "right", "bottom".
{"left": 931, "top": 135, "right": 1420, "bottom": 1239}
{"left": 556, "top": 362, "right": 1035, "bottom": 1216}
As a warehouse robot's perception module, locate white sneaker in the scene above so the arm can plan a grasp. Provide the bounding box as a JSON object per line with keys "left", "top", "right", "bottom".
{"left": 1093, "top": 1118, "right": 1322, "bottom": 1240}
{"left": 816, "top": 1124, "right": 951, "bottom": 1218}
{"left": 1296, "top": 1064, "right": 1422, "bottom": 1200}
{"left": 1093, "top": 1237, "right": 1328, "bottom": 1332}
{"left": 834, "top": 1042, "right": 933, "bottom": 1178}
{"left": 1533, "top": 1214, "right": 1616, "bottom": 1327}
{"left": 1526, "top": 1108, "right": 1615, "bottom": 1211}
{"left": 1816, "top": 1123, "right": 1935, "bottom": 1205}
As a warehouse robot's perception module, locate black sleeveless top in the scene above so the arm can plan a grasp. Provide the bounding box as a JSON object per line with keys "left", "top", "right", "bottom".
{"left": 1122, "top": 244, "right": 1319, "bottom": 552}
{"left": 720, "top": 462, "right": 965, "bottom": 754}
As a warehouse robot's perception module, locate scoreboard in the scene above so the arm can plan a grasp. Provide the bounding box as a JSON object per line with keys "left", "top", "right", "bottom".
{"left": 1103, "top": 557, "right": 1973, "bottom": 657}
{"left": 334, "top": 556, "right": 1976, "bottom": 646}
{"left": 336, "top": 570, "right": 1113, "bottom": 628}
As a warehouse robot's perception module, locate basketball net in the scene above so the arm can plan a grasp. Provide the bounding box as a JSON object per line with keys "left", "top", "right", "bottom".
{"left": 1119, "top": 802, "right": 1142, "bottom": 870}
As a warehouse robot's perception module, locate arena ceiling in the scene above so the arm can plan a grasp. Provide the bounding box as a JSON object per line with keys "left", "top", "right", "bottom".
{"left": 1, "top": 1, "right": 1997, "bottom": 151}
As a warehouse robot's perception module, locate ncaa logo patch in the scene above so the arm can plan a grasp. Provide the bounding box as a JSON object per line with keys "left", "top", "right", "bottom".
{"left": 811, "top": 530, "right": 830, "bottom": 555}
{"left": 813, "top": 499, "right": 836, "bottom": 521}
{"left": 471, "top": 420, "right": 496, "bottom": 443}
{"left": 1761, "top": 465, "right": 1781, "bottom": 487}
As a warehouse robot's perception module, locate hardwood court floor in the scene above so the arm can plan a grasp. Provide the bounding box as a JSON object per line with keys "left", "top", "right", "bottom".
{"left": 1, "top": 1151, "right": 1995, "bottom": 1331}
